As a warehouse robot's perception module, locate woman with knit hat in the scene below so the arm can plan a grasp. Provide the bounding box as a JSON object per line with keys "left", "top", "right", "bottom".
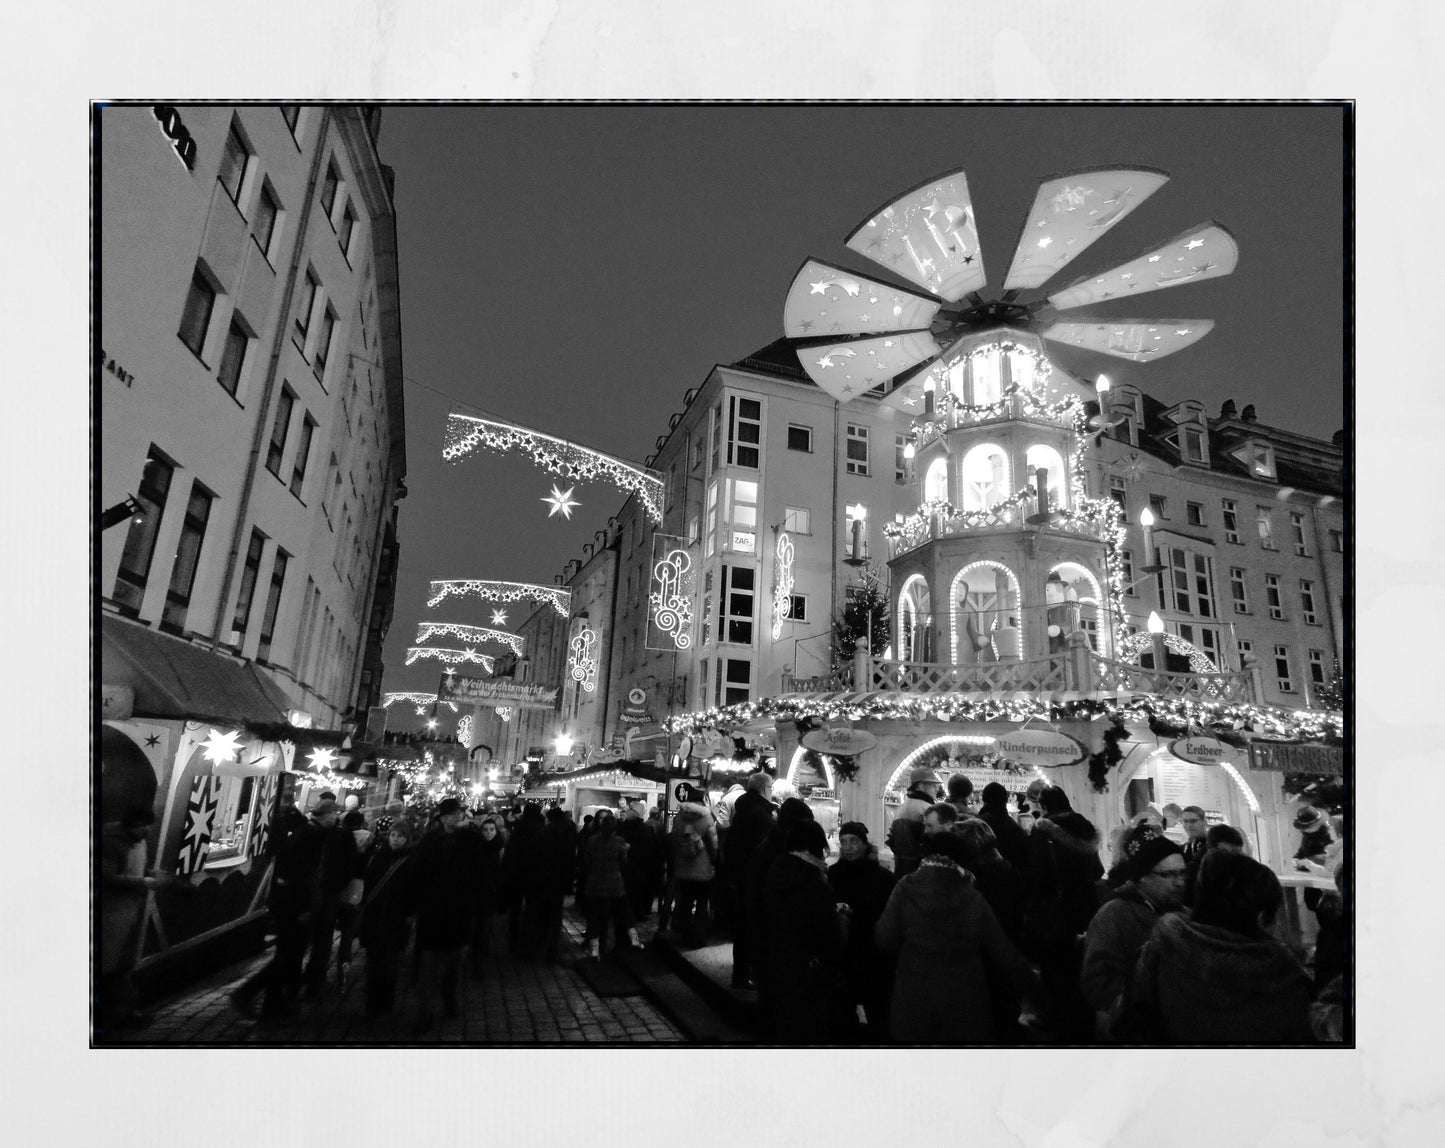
{"left": 1081, "top": 824, "right": 1187, "bottom": 1037}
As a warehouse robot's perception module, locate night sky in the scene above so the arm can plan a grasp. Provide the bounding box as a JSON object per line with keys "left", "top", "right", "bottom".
{"left": 375, "top": 103, "right": 1345, "bottom": 719}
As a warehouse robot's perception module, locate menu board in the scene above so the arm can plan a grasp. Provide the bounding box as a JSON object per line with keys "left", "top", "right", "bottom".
{"left": 1153, "top": 757, "right": 1232, "bottom": 821}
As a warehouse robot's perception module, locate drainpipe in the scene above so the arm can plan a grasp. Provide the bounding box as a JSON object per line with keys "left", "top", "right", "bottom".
{"left": 210, "top": 108, "right": 333, "bottom": 646}
{"left": 831, "top": 399, "right": 841, "bottom": 668}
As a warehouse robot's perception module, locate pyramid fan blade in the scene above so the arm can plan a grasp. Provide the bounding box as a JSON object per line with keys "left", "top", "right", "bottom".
{"left": 799, "top": 331, "right": 940, "bottom": 405}
{"left": 1041, "top": 319, "right": 1215, "bottom": 362}
{"left": 1047, "top": 223, "right": 1239, "bottom": 310}
{"left": 1002, "top": 168, "right": 1169, "bottom": 291}
{"left": 845, "top": 169, "right": 986, "bottom": 301}
{"left": 784, "top": 259, "right": 941, "bottom": 339}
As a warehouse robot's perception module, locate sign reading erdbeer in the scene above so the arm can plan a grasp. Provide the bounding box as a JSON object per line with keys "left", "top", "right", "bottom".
{"left": 1247, "top": 740, "right": 1345, "bottom": 777}
{"left": 800, "top": 727, "right": 878, "bottom": 756}
{"left": 994, "top": 728, "right": 1087, "bottom": 767}
{"left": 438, "top": 672, "right": 558, "bottom": 710}
{"left": 1169, "top": 736, "right": 1234, "bottom": 765}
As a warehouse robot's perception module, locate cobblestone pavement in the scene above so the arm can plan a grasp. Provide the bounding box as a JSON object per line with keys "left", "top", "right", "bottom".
{"left": 121, "top": 904, "right": 684, "bottom": 1045}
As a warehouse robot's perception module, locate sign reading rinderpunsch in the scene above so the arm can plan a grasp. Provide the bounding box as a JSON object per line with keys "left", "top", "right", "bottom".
{"left": 994, "top": 728, "right": 1087, "bottom": 767}
{"left": 439, "top": 672, "right": 558, "bottom": 711}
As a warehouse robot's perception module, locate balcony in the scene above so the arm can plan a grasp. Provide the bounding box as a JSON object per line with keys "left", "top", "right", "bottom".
{"left": 872, "top": 653, "right": 1067, "bottom": 693}
{"left": 913, "top": 393, "right": 1077, "bottom": 452}
{"left": 1088, "top": 654, "right": 1254, "bottom": 703}
{"left": 887, "top": 497, "right": 1111, "bottom": 559}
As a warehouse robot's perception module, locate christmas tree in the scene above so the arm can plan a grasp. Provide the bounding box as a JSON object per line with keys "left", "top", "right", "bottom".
{"left": 831, "top": 562, "right": 892, "bottom": 677}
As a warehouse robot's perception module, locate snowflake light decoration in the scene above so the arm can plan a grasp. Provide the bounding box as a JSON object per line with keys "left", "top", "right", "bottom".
{"left": 443, "top": 411, "right": 665, "bottom": 523}
{"left": 416, "top": 622, "right": 525, "bottom": 655}
{"left": 404, "top": 646, "right": 496, "bottom": 673}
{"left": 426, "top": 579, "right": 571, "bottom": 617}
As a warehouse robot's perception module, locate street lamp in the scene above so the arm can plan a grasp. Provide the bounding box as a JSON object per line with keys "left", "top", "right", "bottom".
{"left": 554, "top": 733, "right": 574, "bottom": 757}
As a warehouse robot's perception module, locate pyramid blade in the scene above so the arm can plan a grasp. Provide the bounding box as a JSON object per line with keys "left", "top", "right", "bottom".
{"left": 845, "top": 169, "right": 985, "bottom": 301}
{"left": 1041, "top": 319, "right": 1215, "bottom": 361}
{"left": 798, "top": 331, "right": 940, "bottom": 405}
{"left": 1002, "top": 167, "right": 1169, "bottom": 291}
{"left": 783, "top": 259, "right": 941, "bottom": 339}
{"left": 1047, "top": 222, "right": 1239, "bottom": 310}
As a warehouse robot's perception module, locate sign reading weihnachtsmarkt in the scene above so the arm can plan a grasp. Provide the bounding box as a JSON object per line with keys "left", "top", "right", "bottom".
{"left": 1246, "top": 740, "right": 1345, "bottom": 777}
{"left": 438, "top": 672, "right": 558, "bottom": 711}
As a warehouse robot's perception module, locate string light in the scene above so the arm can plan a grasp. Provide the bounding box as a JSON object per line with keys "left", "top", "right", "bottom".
{"left": 381, "top": 692, "right": 459, "bottom": 713}
{"left": 648, "top": 546, "right": 695, "bottom": 650}
{"left": 569, "top": 626, "right": 599, "bottom": 693}
{"left": 416, "top": 622, "right": 525, "bottom": 655}
{"left": 456, "top": 714, "right": 473, "bottom": 747}
{"left": 1118, "top": 632, "right": 1219, "bottom": 674}
{"left": 427, "top": 579, "right": 571, "bottom": 617}
{"left": 404, "top": 646, "right": 496, "bottom": 672}
{"left": 443, "top": 411, "right": 666, "bottom": 523}
{"left": 771, "top": 531, "right": 795, "bottom": 640}
{"left": 497, "top": 707, "right": 513, "bottom": 722}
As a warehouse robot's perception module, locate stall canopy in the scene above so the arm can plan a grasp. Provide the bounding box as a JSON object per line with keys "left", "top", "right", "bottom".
{"left": 100, "top": 614, "right": 292, "bottom": 726}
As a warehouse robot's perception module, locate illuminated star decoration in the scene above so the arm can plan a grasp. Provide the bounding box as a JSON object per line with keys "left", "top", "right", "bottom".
{"left": 307, "top": 746, "right": 337, "bottom": 771}
{"left": 490, "top": 609, "right": 508, "bottom": 626}
{"left": 443, "top": 411, "right": 665, "bottom": 523}
{"left": 426, "top": 579, "right": 572, "bottom": 617}
{"left": 542, "top": 484, "right": 580, "bottom": 520}
{"left": 200, "top": 727, "right": 243, "bottom": 765}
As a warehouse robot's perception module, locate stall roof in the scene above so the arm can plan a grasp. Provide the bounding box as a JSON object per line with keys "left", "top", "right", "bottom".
{"left": 771, "top": 689, "right": 1141, "bottom": 709}
{"left": 100, "top": 614, "right": 292, "bottom": 726}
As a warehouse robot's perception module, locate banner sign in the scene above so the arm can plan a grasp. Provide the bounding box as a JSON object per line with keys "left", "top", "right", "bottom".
{"left": 800, "top": 726, "right": 878, "bottom": 756}
{"left": 1247, "top": 740, "right": 1345, "bottom": 776}
{"left": 993, "top": 728, "right": 1088, "bottom": 767}
{"left": 645, "top": 534, "right": 696, "bottom": 651}
{"left": 1169, "top": 736, "right": 1235, "bottom": 765}
{"left": 439, "top": 672, "right": 558, "bottom": 710}
{"left": 619, "top": 686, "right": 654, "bottom": 725}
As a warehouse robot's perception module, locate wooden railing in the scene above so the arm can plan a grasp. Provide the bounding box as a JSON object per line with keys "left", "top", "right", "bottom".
{"left": 1089, "top": 655, "right": 1253, "bottom": 702}
{"left": 870, "top": 654, "right": 1068, "bottom": 694}
{"left": 779, "top": 672, "right": 853, "bottom": 695}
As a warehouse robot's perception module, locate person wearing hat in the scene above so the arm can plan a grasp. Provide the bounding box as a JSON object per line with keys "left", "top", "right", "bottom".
{"left": 1081, "top": 825, "right": 1188, "bottom": 1037}
{"left": 409, "top": 796, "right": 480, "bottom": 1034}
{"left": 887, "top": 765, "right": 942, "bottom": 878}
{"left": 1292, "top": 805, "right": 1333, "bottom": 864}
{"left": 359, "top": 817, "right": 419, "bottom": 1017}
{"left": 827, "top": 821, "right": 896, "bottom": 1040}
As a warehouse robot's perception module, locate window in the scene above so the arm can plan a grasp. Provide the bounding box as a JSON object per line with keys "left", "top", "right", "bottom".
{"left": 216, "top": 318, "right": 250, "bottom": 397}
{"left": 700, "top": 571, "right": 713, "bottom": 647}
{"left": 1222, "top": 499, "right": 1241, "bottom": 544}
{"left": 1164, "top": 547, "right": 1216, "bottom": 618}
{"left": 1266, "top": 574, "right": 1284, "bottom": 620}
{"left": 217, "top": 120, "right": 250, "bottom": 206}
{"left": 924, "top": 457, "right": 949, "bottom": 504}
{"left": 1274, "top": 645, "right": 1294, "bottom": 693}
{"left": 1025, "top": 443, "right": 1067, "bottom": 511}
{"left": 290, "top": 414, "right": 315, "bottom": 498}
{"left": 1300, "top": 579, "right": 1319, "bottom": 625}
{"left": 178, "top": 269, "right": 217, "bottom": 358}
{"left": 845, "top": 503, "right": 869, "bottom": 560}
{"left": 1244, "top": 442, "right": 1276, "bottom": 478}
{"left": 1309, "top": 650, "right": 1328, "bottom": 689}
{"left": 728, "top": 478, "right": 758, "bottom": 553}
{"left": 338, "top": 202, "right": 357, "bottom": 260}
{"left": 1110, "top": 414, "right": 1136, "bottom": 445}
{"left": 894, "top": 434, "right": 908, "bottom": 482}
{"left": 112, "top": 449, "right": 174, "bottom": 610}
{"left": 787, "top": 594, "right": 808, "bottom": 623}
{"left": 1290, "top": 512, "right": 1309, "bottom": 556}
{"left": 1329, "top": 529, "right": 1344, "bottom": 553}
{"left": 1236, "top": 638, "right": 1253, "bottom": 670}
{"left": 231, "top": 529, "right": 266, "bottom": 639}
{"left": 1256, "top": 506, "right": 1276, "bottom": 549}
{"left": 1109, "top": 476, "right": 1127, "bottom": 514}
{"left": 320, "top": 161, "right": 340, "bottom": 220}
{"left": 723, "top": 659, "right": 752, "bottom": 706}
{"left": 720, "top": 565, "right": 755, "bottom": 645}
{"left": 845, "top": 424, "right": 870, "bottom": 475}
{"left": 265, "top": 386, "right": 295, "bottom": 476}
{"left": 295, "top": 270, "right": 319, "bottom": 338}
{"left": 727, "top": 396, "right": 761, "bottom": 468}
{"left": 253, "top": 183, "right": 280, "bottom": 258}
{"left": 969, "top": 345, "right": 1002, "bottom": 405}
{"left": 1148, "top": 494, "right": 1169, "bottom": 520}
{"left": 960, "top": 443, "right": 1008, "bottom": 511}
{"left": 257, "top": 548, "right": 290, "bottom": 662}
{"left": 161, "top": 482, "right": 214, "bottom": 630}
{"left": 1186, "top": 501, "right": 1206, "bottom": 527}
{"left": 704, "top": 480, "right": 718, "bottom": 558}
{"left": 1229, "top": 567, "right": 1249, "bottom": 614}
{"left": 1180, "top": 426, "right": 1206, "bottom": 462}
{"left": 783, "top": 506, "right": 811, "bottom": 535}
{"left": 314, "top": 306, "right": 337, "bottom": 377}
{"left": 1121, "top": 549, "right": 1136, "bottom": 595}
{"left": 710, "top": 402, "right": 722, "bottom": 471}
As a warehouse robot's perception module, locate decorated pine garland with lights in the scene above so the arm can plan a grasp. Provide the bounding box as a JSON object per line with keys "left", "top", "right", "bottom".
{"left": 442, "top": 410, "right": 666, "bottom": 523}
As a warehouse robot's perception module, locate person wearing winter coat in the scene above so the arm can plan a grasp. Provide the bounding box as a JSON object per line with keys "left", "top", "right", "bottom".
{"left": 501, "top": 804, "right": 548, "bottom": 958}
{"left": 762, "top": 820, "right": 849, "bottom": 1043}
{"left": 468, "top": 816, "right": 505, "bottom": 976}
{"left": 875, "top": 832, "right": 1037, "bottom": 1045}
{"left": 745, "top": 797, "right": 815, "bottom": 1033}
{"left": 669, "top": 802, "right": 719, "bottom": 947}
{"left": 579, "top": 809, "right": 640, "bottom": 958}
{"left": 826, "top": 821, "right": 896, "bottom": 1040}
{"left": 538, "top": 807, "right": 579, "bottom": 961}
{"left": 408, "top": 798, "right": 480, "bottom": 1033}
{"left": 886, "top": 766, "right": 942, "bottom": 878}
{"left": 358, "top": 818, "right": 417, "bottom": 1017}
{"left": 952, "top": 816, "right": 1028, "bottom": 1042}
{"left": 1115, "top": 850, "right": 1315, "bottom": 1043}
{"left": 302, "top": 799, "right": 362, "bottom": 997}
{"left": 975, "top": 781, "right": 1030, "bottom": 873}
{"left": 1081, "top": 828, "right": 1187, "bottom": 1035}
{"left": 333, "top": 809, "right": 372, "bottom": 989}
{"left": 617, "top": 805, "right": 660, "bottom": 919}
{"left": 723, "top": 772, "right": 776, "bottom": 988}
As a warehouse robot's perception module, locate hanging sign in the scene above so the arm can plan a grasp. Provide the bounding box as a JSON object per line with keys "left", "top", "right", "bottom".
{"left": 1169, "top": 736, "right": 1235, "bottom": 765}
{"left": 800, "top": 727, "right": 878, "bottom": 756}
{"left": 668, "top": 778, "right": 706, "bottom": 805}
{"left": 619, "top": 686, "right": 654, "bottom": 725}
{"left": 439, "top": 672, "right": 558, "bottom": 711}
{"left": 993, "top": 728, "right": 1087, "bottom": 767}
{"left": 1247, "top": 740, "right": 1345, "bottom": 777}
{"left": 646, "top": 534, "right": 696, "bottom": 651}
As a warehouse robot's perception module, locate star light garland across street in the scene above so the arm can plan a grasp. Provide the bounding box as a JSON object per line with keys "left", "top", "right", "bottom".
{"left": 404, "top": 647, "right": 496, "bottom": 673}
{"left": 416, "top": 622, "right": 525, "bottom": 655}
{"left": 665, "top": 692, "right": 1343, "bottom": 745}
{"left": 443, "top": 411, "right": 666, "bottom": 524}
{"left": 381, "top": 692, "right": 459, "bottom": 713}
{"left": 427, "top": 579, "right": 572, "bottom": 617}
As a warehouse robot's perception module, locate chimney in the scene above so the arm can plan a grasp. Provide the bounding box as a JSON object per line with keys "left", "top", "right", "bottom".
{"left": 1240, "top": 404, "right": 1257, "bottom": 422}
{"left": 1219, "top": 399, "right": 1237, "bottom": 419}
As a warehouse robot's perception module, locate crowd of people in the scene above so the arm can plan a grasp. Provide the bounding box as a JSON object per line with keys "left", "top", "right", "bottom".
{"left": 98, "top": 764, "right": 1348, "bottom": 1046}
